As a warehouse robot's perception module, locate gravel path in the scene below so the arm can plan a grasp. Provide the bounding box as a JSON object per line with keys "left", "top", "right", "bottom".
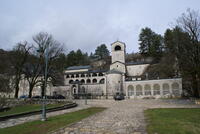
{"left": 53, "top": 99, "right": 200, "bottom": 134}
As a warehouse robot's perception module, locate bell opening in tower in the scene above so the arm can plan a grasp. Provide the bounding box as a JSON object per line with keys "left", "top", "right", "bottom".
{"left": 115, "top": 45, "right": 121, "bottom": 51}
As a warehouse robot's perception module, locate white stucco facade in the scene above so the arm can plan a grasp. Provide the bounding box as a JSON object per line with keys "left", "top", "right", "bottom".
{"left": 62, "top": 41, "right": 182, "bottom": 98}
{"left": 126, "top": 64, "right": 149, "bottom": 76}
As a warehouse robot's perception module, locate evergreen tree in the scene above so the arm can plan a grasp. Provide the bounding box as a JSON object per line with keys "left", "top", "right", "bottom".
{"left": 139, "top": 27, "right": 163, "bottom": 60}
{"left": 94, "top": 44, "right": 109, "bottom": 60}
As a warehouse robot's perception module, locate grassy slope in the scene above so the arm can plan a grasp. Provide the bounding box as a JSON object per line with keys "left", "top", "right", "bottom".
{"left": 145, "top": 108, "right": 200, "bottom": 134}
{"left": 0, "top": 103, "right": 65, "bottom": 117}
{"left": 0, "top": 107, "right": 106, "bottom": 134}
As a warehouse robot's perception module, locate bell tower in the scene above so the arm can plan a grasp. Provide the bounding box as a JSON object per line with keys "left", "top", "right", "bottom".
{"left": 111, "top": 41, "right": 126, "bottom": 63}
{"left": 110, "top": 41, "right": 126, "bottom": 74}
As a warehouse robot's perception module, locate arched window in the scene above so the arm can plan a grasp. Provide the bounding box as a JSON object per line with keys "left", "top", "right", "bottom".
{"left": 72, "top": 85, "right": 76, "bottom": 94}
{"left": 81, "top": 79, "right": 85, "bottom": 84}
{"left": 71, "top": 74, "right": 74, "bottom": 78}
{"left": 144, "top": 84, "right": 151, "bottom": 95}
{"left": 75, "top": 79, "right": 79, "bottom": 83}
{"left": 93, "top": 79, "right": 97, "bottom": 83}
{"left": 172, "top": 82, "right": 180, "bottom": 96}
{"left": 99, "top": 78, "right": 105, "bottom": 84}
{"left": 86, "top": 79, "right": 91, "bottom": 83}
{"left": 66, "top": 75, "right": 69, "bottom": 78}
{"left": 136, "top": 85, "right": 143, "bottom": 96}
{"left": 128, "top": 85, "right": 134, "bottom": 96}
{"left": 98, "top": 73, "right": 103, "bottom": 76}
{"left": 86, "top": 74, "right": 91, "bottom": 77}
{"left": 76, "top": 74, "right": 79, "bottom": 78}
{"left": 69, "top": 80, "right": 73, "bottom": 84}
{"left": 81, "top": 74, "right": 85, "bottom": 77}
{"left": 163, "top": 83, "right": 170, "bottom": 95}
{"left": 115, "top": 45, "right": 121, "bottom": 51}
{"left": 153, "top": 84, "right": 160, "bottom": 95}
{"left": 92, "top": 73, "right": 97, "bottom": 77}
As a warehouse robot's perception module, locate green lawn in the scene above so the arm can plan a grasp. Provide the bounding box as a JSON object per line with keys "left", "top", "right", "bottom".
{"left": 0, "top": 103, "right": 65, "bottom": 117}
{"left": 145, "top": 108, "right": 200, "bottom": 134}
{"left": 0, "top": 107, "right": 106, "bottom": 134}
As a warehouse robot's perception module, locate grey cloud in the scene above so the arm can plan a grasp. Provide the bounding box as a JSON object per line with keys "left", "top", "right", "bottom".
{"left": 0, "top": 0, "right": 200, "bottom": 53}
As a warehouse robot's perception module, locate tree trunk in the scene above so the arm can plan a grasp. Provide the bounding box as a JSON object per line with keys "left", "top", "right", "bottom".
{"left": 14, "top": 79, "right": 20, "bottom": 98}
{"left": 14, "top": 86, "right": 19, "bottom": 98}
{"left": 192, "top": 74, "right": 200, "bottom": 98}
{"left": 41, "top": 82, "right": 45, "bottom": 97}
{"left": 28, "top": 84, "right": 34, "bottom": 98}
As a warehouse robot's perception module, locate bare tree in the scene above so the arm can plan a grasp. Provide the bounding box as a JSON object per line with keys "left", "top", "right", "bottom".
{"left": 10, "top": 41, "right": 32, "bottom": 98}
{"left": 177, "top": 9, "right": 200, "bottom": 97}
{"left": 23, "top": 59, "right": 42, "bottom": 98}
{"left": 177, "top": 8, "right": 200, "bottom": 42}
{"left": 33, "top": 32, "right": 63, "bottom": 97}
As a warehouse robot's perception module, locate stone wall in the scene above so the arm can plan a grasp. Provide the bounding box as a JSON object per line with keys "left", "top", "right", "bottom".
{"left": 106, "top": 73, "right": 123, "bottom": 96}
{"left": 110, "top": 62, "right": 126, "bottom": 73}
{"left": 126, "top": 64, "right": 149, "bottom": 76}
{"left": 124, "top": 78, "right": 182, "bottom": 98}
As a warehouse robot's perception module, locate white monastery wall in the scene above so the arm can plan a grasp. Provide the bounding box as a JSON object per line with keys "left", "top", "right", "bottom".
{"left": 64, "top": 69, "right": 88, "bottom": 73}
{"left": 80, "top": 84, "right": 106, "bottom": 95}
{"left": 112, "top": 51, "right": 125, "bottom": 63}
{"left": 124, "top": 78, "right": 182, "bottom": 98}
{"left": 106, "top": 73, "right": 122, "bottom": 96}
{"left": 110, "top": 62, "right": 126, "bottom": 73}
{"left": 126, "top": 64, "right": 149, "bottom": 76}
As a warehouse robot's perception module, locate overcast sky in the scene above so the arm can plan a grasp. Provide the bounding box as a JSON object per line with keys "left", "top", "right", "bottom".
{"left": 0, "top": 0, "right": 199, "bottom": 53}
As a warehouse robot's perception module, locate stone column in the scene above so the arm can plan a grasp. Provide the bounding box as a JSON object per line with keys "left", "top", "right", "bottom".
{"left": 142, "top": 84, "right": 145, "bottom": 96}
{"left": 160, "top": 83, "right": 163, "bottom": 96}
{"left": 151, "top": 84, "right": 154, "bottom": 96}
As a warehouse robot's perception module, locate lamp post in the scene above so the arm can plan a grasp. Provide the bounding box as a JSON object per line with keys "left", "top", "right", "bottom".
{"left": 37, "top": 46, "right": 48, "bottom": 121}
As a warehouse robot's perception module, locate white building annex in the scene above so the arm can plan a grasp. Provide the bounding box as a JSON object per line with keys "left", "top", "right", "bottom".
{"left": 63, "top": 41, "right": 182, "bottom": 99}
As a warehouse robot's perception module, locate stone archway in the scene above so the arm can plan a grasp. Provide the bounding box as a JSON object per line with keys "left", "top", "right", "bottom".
{"left": 153, "top": 84, "right": 160, "bottom": 95}
{"left": 115, "top": 45, "right": 121, "bottom": 51}
{"left": 72, "top": 85, "right": 77, "bottom": 94}
{"left": 99, "top": 78, "right": 105, "bottom": 84}
{"left": 144, "top": 84, "right": 151, "bottom": 95}
{"left": 163, "top": 83, "right": 170, "bottom": 95}
{"left": 172, "top": 82, "right": 180, "bottom": 96}
{"left": 136, "top": 85, "right": 143, "bottom": 96}
{"left": 128, "top": 85, "right": 134, "bottom": 96}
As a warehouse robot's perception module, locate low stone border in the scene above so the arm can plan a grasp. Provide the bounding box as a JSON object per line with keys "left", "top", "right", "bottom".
{"left": 188, "top": 98, "right": 200, "bottom": 105}
{"left": 195, "top": 100, "right": 200, "bottom": 104}
{"left": 0, "top": 103, "right": 77, "bottom": 121}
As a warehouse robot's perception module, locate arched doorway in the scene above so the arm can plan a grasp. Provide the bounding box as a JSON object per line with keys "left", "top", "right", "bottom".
{"left": 72, "top": 85, "right": 77, "bottom": 94}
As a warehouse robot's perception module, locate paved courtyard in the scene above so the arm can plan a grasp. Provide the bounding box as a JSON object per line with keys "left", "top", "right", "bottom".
{"left": 1, "top": 99, "right": 200, "bottom": 134}
{"left": 54, "top": 99, "right": 200, "bottom": 134}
